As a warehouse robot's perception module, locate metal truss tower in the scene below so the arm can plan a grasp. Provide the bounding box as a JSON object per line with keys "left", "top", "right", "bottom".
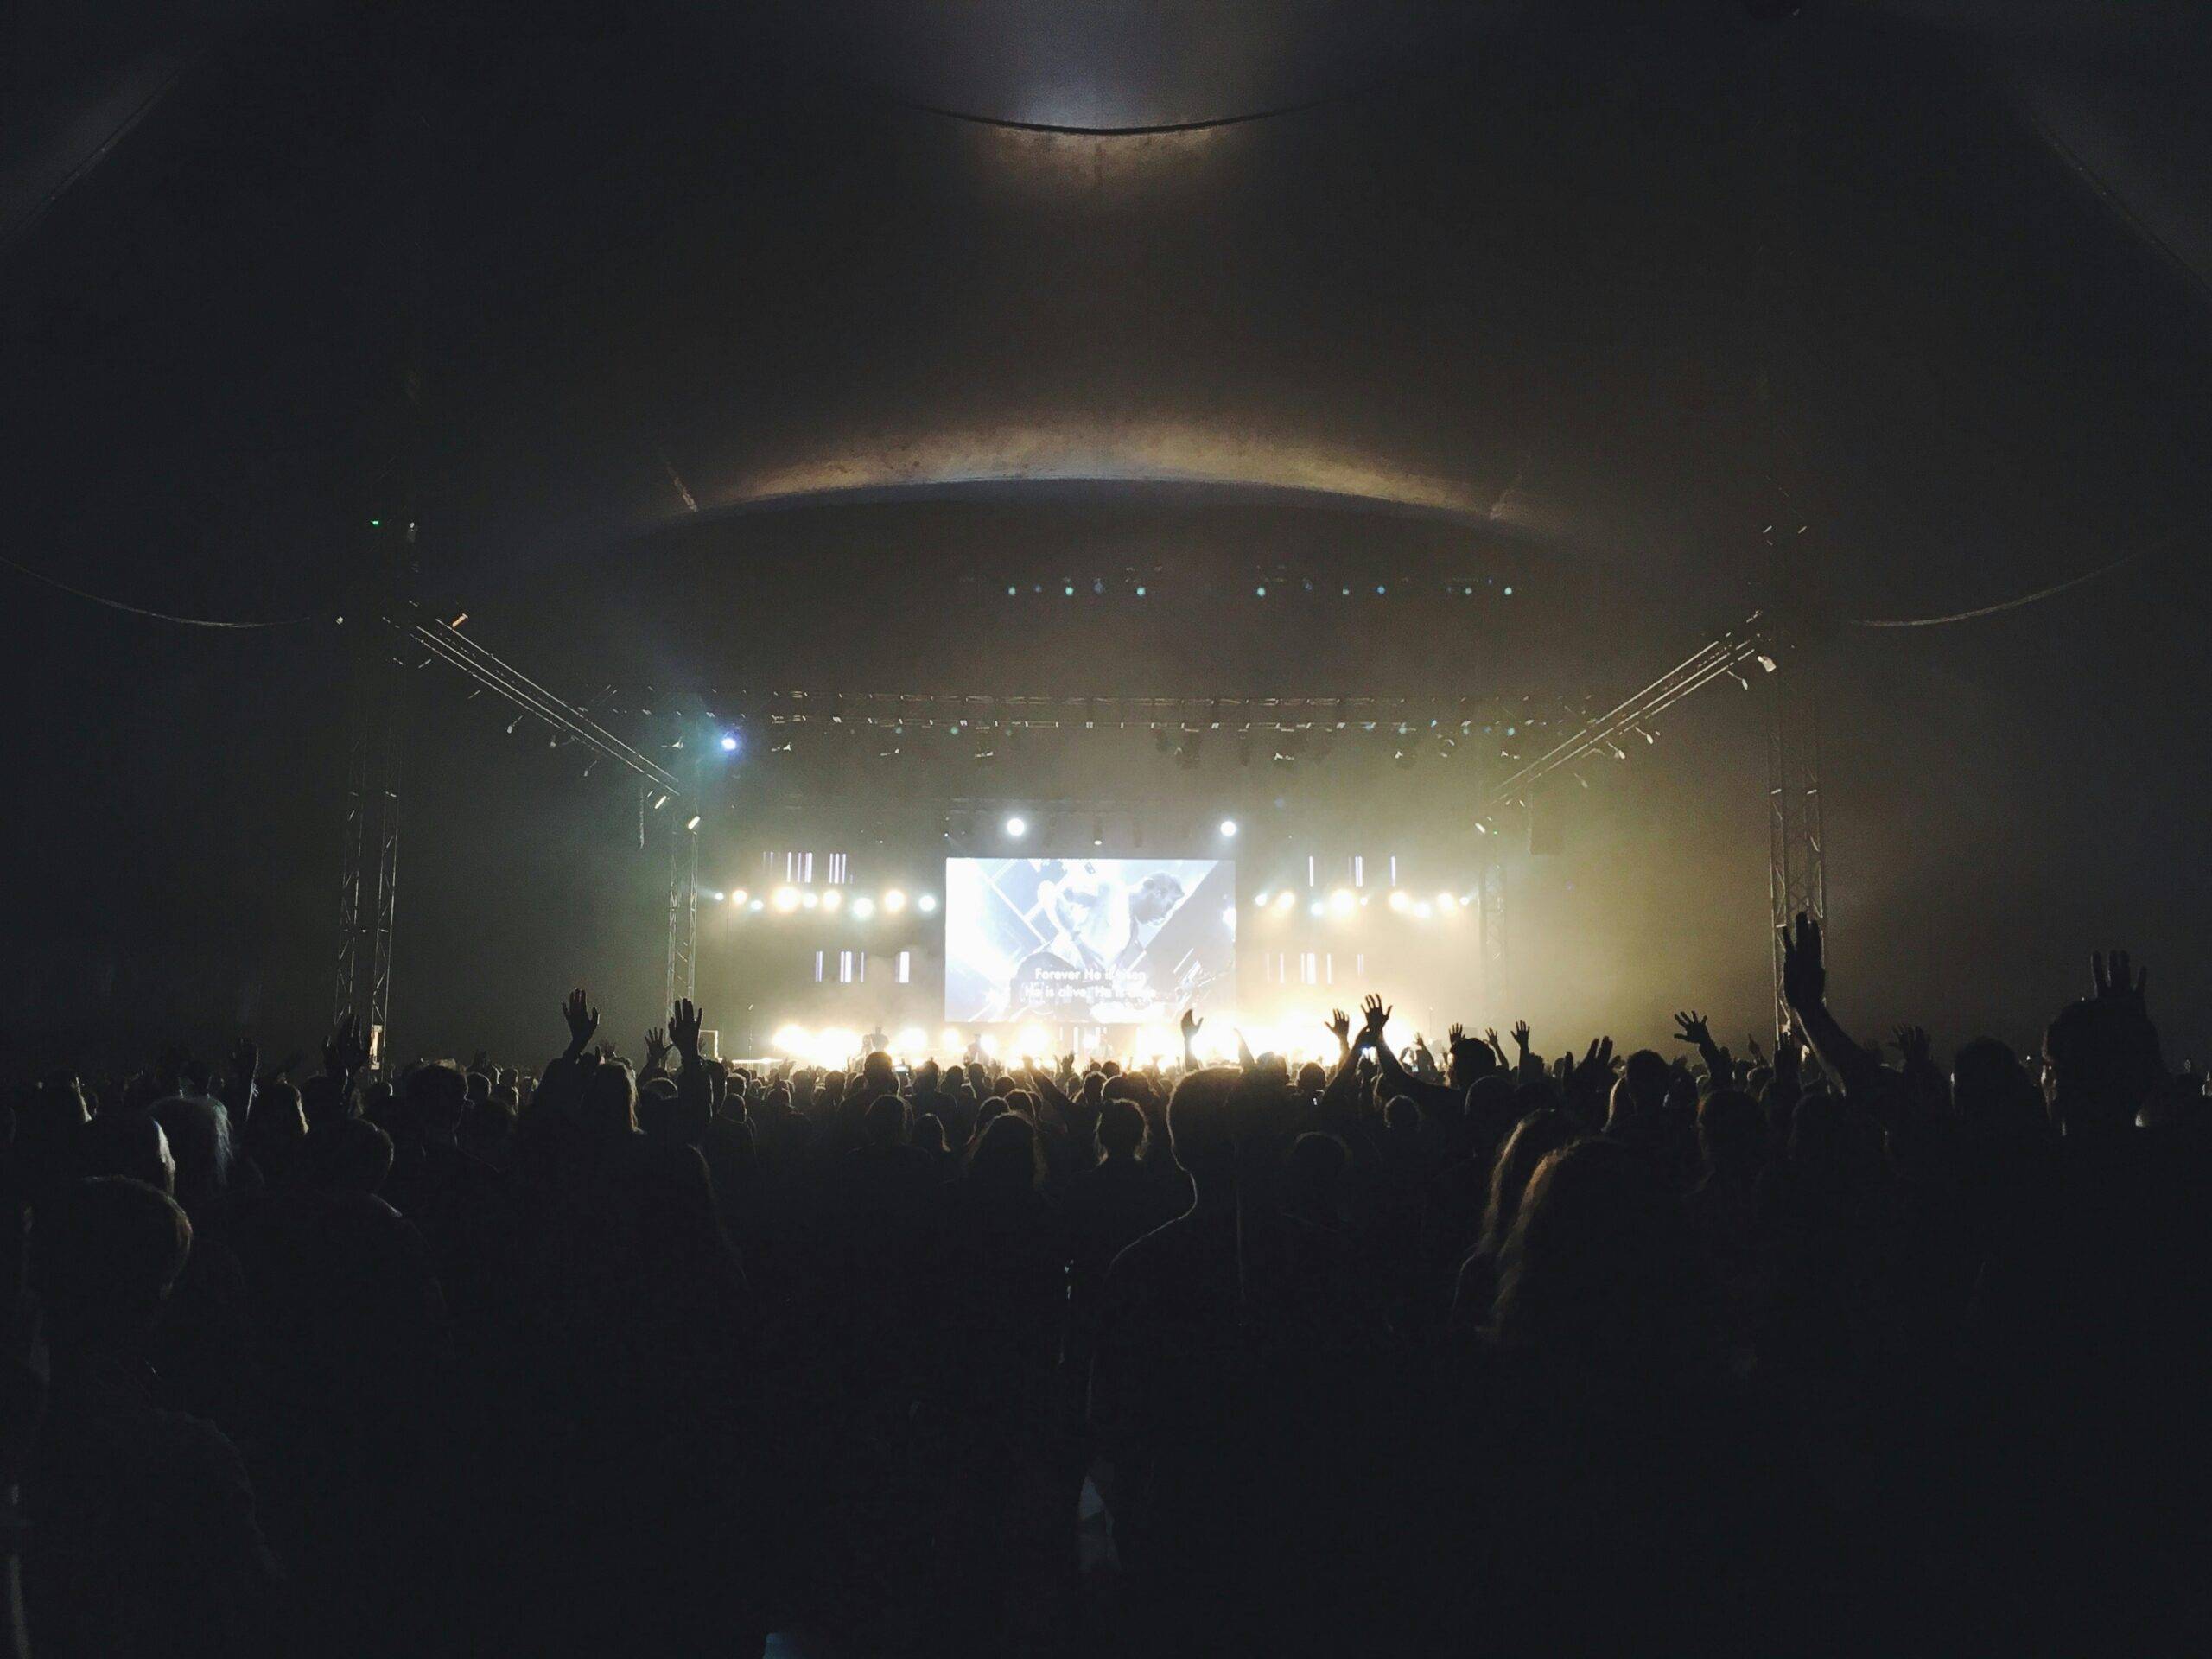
{"left": 1766, "top": 648, "right": 1827, "bottom": 1042}
{"left": 334, "top": 530, "right": 411, "bottom": 1059}
{"left": 667, "top": 817, "right": 700, "bottom": 1011}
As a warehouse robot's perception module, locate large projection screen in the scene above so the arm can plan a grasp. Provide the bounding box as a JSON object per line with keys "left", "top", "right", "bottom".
{"left": 944, "top": 857, "right": 1236, "bottom": 1025}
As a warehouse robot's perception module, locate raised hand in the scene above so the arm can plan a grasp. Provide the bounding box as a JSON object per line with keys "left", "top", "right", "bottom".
{"left": 1179, "top": 1007, "right": 1204, "bottom": 1043}
{"left": 1892, "top": 1024, "right": 1934, "bottom": 1071}
{"left": 1672, "top": 1010, "right": 1713, "bottom": 1050}
{"left": 1360, "top": 994, "right": 1392, "bottom": 1046}
{"left": 325, "top": 1011, "right": 372, "bottom": 1078}
{"left": 670, "top": 998, "right": 703, "bottom": 1060}
{"left": 1326, "top": 1008, "right": 1352, "bottom": 1049}
{"left": 1781, "top": 912, "right": 1826, "bottom": 1010}
{"left": 562, "top": 988, "right": 600, "bottom": 1057}
{"left": 645, "top": 1026, "right": 670, "bottom": 1071}
{"left": 1484, "top": 1027, "right": 1507, "bottom": 1059}
{"left": 1448, "top": 1022, "right": 1466, "bottom": 1046}
{"left": 2090, "top": 950, "right": 2147, "bottom": 1011}
{"left": 1511, "top": 1020, "right": 1531, "bottom": 1051}
{"left": 1572, "top": 1037, "right": 1618, "bottom": 1090}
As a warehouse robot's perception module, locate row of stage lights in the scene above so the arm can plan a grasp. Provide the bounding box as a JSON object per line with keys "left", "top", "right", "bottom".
{"left": 709, "top": 886, "right": 940, "bottom": 918}
{"left": 760, "top": 1017, "right": 1409, "bottom": 1071}
{"left": 1254, "top": 887, "right": 1478, "bottom": 920}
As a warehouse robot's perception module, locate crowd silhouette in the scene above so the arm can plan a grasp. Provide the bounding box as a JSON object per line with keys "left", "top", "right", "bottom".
{"left": 3, "top": 917, "right": 2207, "bottom": 1655}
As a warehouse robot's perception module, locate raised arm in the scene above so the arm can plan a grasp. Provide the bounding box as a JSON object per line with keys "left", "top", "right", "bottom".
{"left": 1780, "top": 913, "right": 1880, "bottom": 1104}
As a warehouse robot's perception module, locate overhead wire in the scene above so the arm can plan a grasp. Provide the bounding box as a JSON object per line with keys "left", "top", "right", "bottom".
{"left": 0, "top": 550, "right": 325, "bottom": 630}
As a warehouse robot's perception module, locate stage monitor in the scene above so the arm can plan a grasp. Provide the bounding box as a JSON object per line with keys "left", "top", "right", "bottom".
{"left": 944, "top": 856, "right": 1236, "bottom": 1026}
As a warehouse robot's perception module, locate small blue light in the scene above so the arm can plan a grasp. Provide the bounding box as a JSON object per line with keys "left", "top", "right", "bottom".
{"left": 1255, "top": 585, "right": 1267, "bottom": 597}
{"left": 1503, "top": 585, "right": 1514, "bottom": 596}
{"left": 1065, "top": 585, "right": 1075, "bottom": 596}
{"left": 1376, "top": 584, "right": 1387, "bottom": 595}
{"left": 1007, "top": 585, "right": 1017, "bottom": 595}
{"left": 719, "top": 734, "right": 739, "bottom": 753}
{"left": 1135, "top": 585, "right": 1147, "bottom": 596}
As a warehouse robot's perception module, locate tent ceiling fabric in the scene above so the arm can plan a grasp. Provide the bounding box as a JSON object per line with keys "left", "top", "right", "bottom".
{"left": 5, "top": 0, "right": 2212, "bottom": 635}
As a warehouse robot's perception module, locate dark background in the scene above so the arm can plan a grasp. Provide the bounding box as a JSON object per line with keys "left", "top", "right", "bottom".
{"left": 5, "top": 1, "right": 2209, "bottom": 1070}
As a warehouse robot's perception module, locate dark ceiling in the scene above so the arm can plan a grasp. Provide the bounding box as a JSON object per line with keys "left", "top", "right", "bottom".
{"left": 8, "top": 0, "right": 2212, "bottom": 645}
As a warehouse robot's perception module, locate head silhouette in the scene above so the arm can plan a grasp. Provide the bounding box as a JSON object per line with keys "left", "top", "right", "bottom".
{"left": 1479, "top": 1108, "right": 1580, "bottom": 1260}
{"left": 32, "top": 1178, "right": 193, "bottom": 1356}
{"left": 1493, "top": 1138, "right": 1710, "bottom": 1382}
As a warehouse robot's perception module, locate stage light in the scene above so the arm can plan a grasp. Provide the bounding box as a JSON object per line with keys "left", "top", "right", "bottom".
{"left": 883, "top": 888, "right": 907, "bottom": 913}
{"left": 719, "top": 733, "right": 739, "bottom": 753}
{"left": 773, "top": 887, "right": 801, "bottom": 912}
{"left": 1277, "top": 892, "right": 1297, "bottom": 912}
{"left": 941, "top": 1027, "right": 962, "bottom": 1052}
{"left": 1017, "top": 1025, "right": 1049, "bottom": 1056}
{"left": 1330, "top": 889, "right": 1355, "bottom": 914}
{"left": 894, "top": 1027, "right": 927, "bottom": 1055}
{"left": 1135, "top": 585, "right": 1147, "bottom": 596}
{"left": 730, "top": 889, "right": 748, "bottom": 906}
{"left": 821, "top": 890, "right": 842, "bottom": 912}
{"left": 1388, "top": 889, "right": 1411, "bottom": 912}
{"left": 1255, "top": 585, "right": 1267, "bottom": 597}
{"left": 851, "top": 896, "right": 875, "bottom": 918}
{"left": 918, "top": 893, "right": 938, "bottom": 913}
{"left": 685, "top": 814, "right": 702, "bottom": 831}
{"left": 1415, "top": 900, "right": 1434, "bottom": 919}
{"left": 1503, "top": 586, "right": 1514, "bottom": 596}
{"left": 978, "top": 1033, "right": 1000, "bottom": 1058}
{"left": 1004, "top": 814, "right": 1029, "bottom": 838}
{"left": 748, "top": 899, "right": 764, "bottom": 912}
{"left": 1255, "top": 891, "right": 1271, "bottom": 907}
{"left": 1218, "top": 818, "right": 1238, "bottom": 838}
{"left": 705, "top": 889, "right": 724, "bottom": 902}
{"left": 772, "top": 1024, "right": 810, "bottom": 1054}
{"left": 801, "top": 891, "right": 820, "bottom": 909}
{"left": 1437, "top": 893, "right": 1458, "bottom": 912}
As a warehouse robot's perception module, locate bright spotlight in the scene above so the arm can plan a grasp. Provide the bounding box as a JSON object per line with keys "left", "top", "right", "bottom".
{"left": 1388, "top": 889, "right": 1411, "bottom": 912}
{"left": 704, "top": 889, "right": 724, "bottom": 902}
{"left": 772, "top": 887, "right": 801, "bottom": 912}
{"left": 801, "top": 891, "right": 820, "bottom": 909}
{"left": 684, "top": 814, "right": 702, "bottom": 831}
{"left": 940, "top": 1027, "right": 962, "bottom": 1052}
{"left": 1276, "top": 892, "right": 1297, "bottom": 912}
{"left": 851, "top": 896, "right": 876, "bottom": 919}
{"left": 1017, "top": 1025, "right": 1050, "bottom": 1057}
{"left": 719, "top": 733, "right": 739, "bottom": 753}
{"left": 1436, "top": 893, "right": 1458, "bottom": 912}
{"left": 1218, "top": 818, "right": 1238, "bottom": 838}
{"left": 771, "top": 1024, "right": 810, "bottom": 1054}
{"left": 1329, "top": 889, "right": 1356, "bottom": 914}
{"left": 1309, "top": 900, "right": 1326, "bottom": 917}
{"left": 894, "top": 1027, "right": 927, "bottom": 1055}
{"left": 882, "top": 889, "right": 907, "bottom": 913}
{"left": 1254, "top": 892, "right": 1272, "bottom": 908}
{"left": 820, "top": 889, "right": 843, "bottom": 912}
{"left": 729, "top": 888, "right": 748, "bottom": 906}
{"left": 1005, "top": 815, "right": 1028, "bottom": 838}
{"left": 1415, "top": 900, "right": 1435, "bottom": 919}
{"left": 748, "top": 899, "right": 764, "bottom": 912}
{"left": 917, "top": 893, "right": 938, "bottom": 913}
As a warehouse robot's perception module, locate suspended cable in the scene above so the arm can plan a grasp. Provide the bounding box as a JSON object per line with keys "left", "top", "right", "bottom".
{"left": 1842, "top": 535, "right": 2174, "bottom": 630}
{"left": 0, "top": 551, "right": 325, "bottom": 630}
